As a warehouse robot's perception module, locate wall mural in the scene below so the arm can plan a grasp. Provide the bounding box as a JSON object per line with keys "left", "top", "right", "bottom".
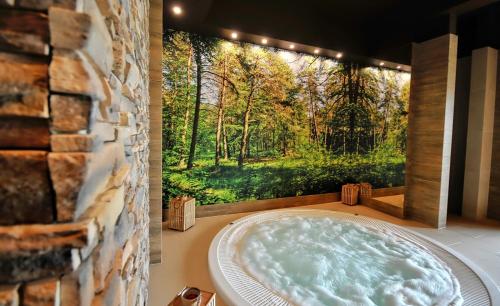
{"left": 162, "top": 29, "right": 410, "bottom": 206}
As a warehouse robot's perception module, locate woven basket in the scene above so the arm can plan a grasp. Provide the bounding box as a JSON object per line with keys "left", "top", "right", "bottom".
{"left": 168, "top": 196, "right": 195, "bottom": 231}
{"left": 341, "top": 184, "right": 359, "bottom": 205}
{"left": 359, "top": 182, "right": 372, "bottom": 199}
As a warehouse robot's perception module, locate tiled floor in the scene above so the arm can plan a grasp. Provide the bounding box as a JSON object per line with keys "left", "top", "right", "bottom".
{"left": 149, "top": 202, "right": 500, "bottom": 306}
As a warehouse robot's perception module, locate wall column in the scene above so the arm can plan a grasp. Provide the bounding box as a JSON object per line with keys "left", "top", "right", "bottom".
{"left": 487, "top": 53, "right": 500, "bottom": 221}
{"left": 149, "top": 0, "right": 163, "bottom": 264}
{"left": 463, "top": 47, "right": 498, "bottom": 220}
{"left": 405, "top": 34, "right": 458, "bottom": 228}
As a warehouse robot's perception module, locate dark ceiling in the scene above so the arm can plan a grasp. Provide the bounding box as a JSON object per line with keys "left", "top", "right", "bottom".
{"left": 164, "top": 0, "right": 500, "bottom": 65}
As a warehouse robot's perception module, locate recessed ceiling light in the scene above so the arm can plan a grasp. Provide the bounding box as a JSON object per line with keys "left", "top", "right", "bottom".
{"left": 397, "top": 65, "right": 401, "bottom": 69}
{"left": 261, "top": 38, "right": 268, "bottom": 44}
{"left": 289, "top": 44, "right": 295, "bottom": 49}
{"left": 314, "top": 49, "right": 320, "bottom": 54}
{"left": 336, "top": 52, "right": 343, "bottom": 59}
{"left": 172, "top": 5, "right": 182, "bottom": 15}
{"left": 380, "top": 62, "right": 385, "bottom": 66}
{"left": 231, "top": 32, "right": 238, "bottom": 39}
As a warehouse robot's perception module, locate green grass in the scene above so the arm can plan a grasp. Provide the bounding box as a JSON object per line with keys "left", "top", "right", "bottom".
{"left": 163, "top": 152, "right": 405, "bottom": 207}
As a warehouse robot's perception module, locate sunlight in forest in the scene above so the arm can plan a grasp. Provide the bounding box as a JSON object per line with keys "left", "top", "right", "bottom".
{"left": 162, "top": 30, "right": 410, "bottom": 206}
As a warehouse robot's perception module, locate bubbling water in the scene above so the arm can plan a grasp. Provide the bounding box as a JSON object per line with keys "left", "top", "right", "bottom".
{"left": 237, "top": 216, "right": 463, "bottom": 306}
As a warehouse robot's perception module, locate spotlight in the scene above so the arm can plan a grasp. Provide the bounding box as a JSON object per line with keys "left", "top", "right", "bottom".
{"left": 335, "top": 52, "right": 343, "bottom": 59}
{"left": 289, "top": 44, "right": 295, "bottom": 49}
{"left": 397, "top": 65, "right": 401, "bottom": 69}
{"left": 231, "top": 32, "right": 238, "bottom": 39}
{"left": 380, "top": 62, "right": 385, "bottom": 66}
{"left": 314, "top": 49, "right": 320, "bottom": 54}
{"left": 172, "top": 5, "right": 182, "bottom": 15}
{"left": 261, "top": 38, "right": 268, "bottom": 44}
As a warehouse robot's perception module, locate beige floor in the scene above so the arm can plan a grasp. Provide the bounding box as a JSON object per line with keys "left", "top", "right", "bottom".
{"left": 149, "top": 202, "right": 500, "bottom": 306}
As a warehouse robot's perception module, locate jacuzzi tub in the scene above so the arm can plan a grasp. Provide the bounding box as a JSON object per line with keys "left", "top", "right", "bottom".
{"left": 208, "top": 209, "right": 499, "bottom": 306}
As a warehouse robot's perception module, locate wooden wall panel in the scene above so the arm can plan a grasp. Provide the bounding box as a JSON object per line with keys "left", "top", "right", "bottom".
{"left": 195, "top": 186, "right": 406, "bottom": 218}
{"left": 488, "top": 57, "right": 500, "bottom": 221}
{"left": 149, "top": 0, "right": 163, "bottom": 264}
{"left": 404, "top": 34, "right": 458, "bottom": 228}
{"left": 463, "top": 47, "right": 497, "bottom": 220}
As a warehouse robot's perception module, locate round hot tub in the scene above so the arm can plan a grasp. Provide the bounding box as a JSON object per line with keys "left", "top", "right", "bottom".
{"left": 208, "top": 209, "right": 499, "bottom": 306}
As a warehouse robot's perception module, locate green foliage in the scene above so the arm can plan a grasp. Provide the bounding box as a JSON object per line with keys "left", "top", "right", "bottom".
{"left": 163, "top": 152, "right": 405, "bottom": 207}
{"left": 162, "top": 30, "right": 411, "bottom": 207}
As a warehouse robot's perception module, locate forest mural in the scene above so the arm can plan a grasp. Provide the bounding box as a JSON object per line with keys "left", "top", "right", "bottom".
{"left": 162, "top": 30, "right": 411, "bottom": 206}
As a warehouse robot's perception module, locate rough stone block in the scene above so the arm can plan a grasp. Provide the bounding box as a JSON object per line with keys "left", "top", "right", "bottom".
{"left": 0, "top": 220, "right": 98, "bottom": 283}
{"left": 114, "top": 209, "right": 133, "bottom": 248}
{"left": 0, "top": 151, "right": 53, "bottom": 225}
{"left": 119, "top": 96, "right": 136, "bottom": 113}
{"left": 92, "top": 249, "right": 123, "bottom": 305}
{"left": 94, "top": 0, "right": 120, "bottom": 18}
{"left": 0, "top": 52, "right": 49, "bottom": 117}
{"left": 49, "top": 7, "right": 91, "bottom": 50}
{"left": 15, "top": 0, "right": 82, "bottom": 10}
{"left": 48, "top": 143, "right": 124, "bottom": 222}
{"left": 50, "top": 94, "right": 93, "bottom": 132}
{"left": 0, "top": 285, "right": 19, "bottom": 306}
{"left": 111, "top": 38, "right": 125, "bottom": 81}
{"left": 95, "top": 76, "right": 113, "bottom": 122}
{"left": 90, "top": 121, "right": 116, "bottom": 142}
{"left": 0, "top": 9, "right": 49, "bottom": 55}
{"left": 49, "top": 49, "right": 104, "bottom": 100}
{"left": 48, "top": 152, "right": 87, "bottom": 222}
{"left": 79, "top": 185, "right": 125, "bottom": 293}
{"left": 61, "top": 257, "right": 94, "bottom": 306}
{"left": 0, "top": 118, "right": 49, "bottom": 148}
{"left": 51, "top": 134, "right": 100, "bottom": 152}
{"left": 23, "top": 278, "right": 58, "bottom": 306}
{"left": 49, "top": 4, "right": 113, "bottom": 76}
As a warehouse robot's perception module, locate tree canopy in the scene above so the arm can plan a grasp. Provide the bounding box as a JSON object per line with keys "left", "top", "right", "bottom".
{"left": 162, "top": 30, "right": 410, "bottom": 206}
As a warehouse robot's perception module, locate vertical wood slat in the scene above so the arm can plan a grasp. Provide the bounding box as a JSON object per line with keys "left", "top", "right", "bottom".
{"left": 488, "top": 57, "right": 500, "bottom": 221}
{"left": 148, "top": 0, "right": 163, "bottom": 264}
{"left": 404, "top": 34, "right": 458, "bottom": 228}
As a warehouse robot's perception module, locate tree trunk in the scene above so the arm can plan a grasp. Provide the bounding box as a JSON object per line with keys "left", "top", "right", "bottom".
{"left": 187, "top": 52, "right": 202, "bottom": 169}
{"left": 238, "top": 86, "right": 254, "bottom": 167}
{"left": 282, "top": 126, "right": 288, "bottom": 155}
{"left": 178, "top": 47, "right": 193, "bottom": 167}
{"left": 246, "top": 131, "right": 251, "bottom": 158}
{"left": 346, "top": 62, "right": 361, "bottom": 153}
{"left": 309, "top": 88, "right": 319, "bottom": 146}
{"left": 222, "top": 122, "right": 229, "bottom": 160}
{"left": 215, "top": 57, "right": 227, "bottom": 166}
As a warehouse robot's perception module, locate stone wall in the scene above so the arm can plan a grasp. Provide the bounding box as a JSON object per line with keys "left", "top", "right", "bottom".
{"left": 0, "top": 0, "right": 151, "bottom": 305}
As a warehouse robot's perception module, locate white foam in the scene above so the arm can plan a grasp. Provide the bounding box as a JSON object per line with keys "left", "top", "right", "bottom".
{"left": 236, "top": 216, "right": 463, "bottom": 306}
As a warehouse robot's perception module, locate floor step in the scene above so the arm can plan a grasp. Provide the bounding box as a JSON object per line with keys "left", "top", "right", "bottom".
{"left": 362, "top": 194, "right": 404, "bottom": 218}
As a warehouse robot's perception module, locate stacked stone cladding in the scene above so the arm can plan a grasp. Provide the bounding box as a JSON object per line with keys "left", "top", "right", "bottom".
{"left": 0, "top": 0, "right": 151, "bottom": 305}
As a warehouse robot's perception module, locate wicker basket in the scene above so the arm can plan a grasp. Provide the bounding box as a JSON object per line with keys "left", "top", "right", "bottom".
{"left": 359, "top": 182, "right": 372, "bottom": 199}
{"left": 168, "top": 196, "right": 195, "bottom": 231}
{"left": 341, "top": 184, "right": 359, "bottom": 205}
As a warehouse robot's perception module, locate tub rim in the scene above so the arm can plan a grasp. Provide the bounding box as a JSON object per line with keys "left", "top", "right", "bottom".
{"left": 208, "top": 208, "right": 500, "bottom": 306}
